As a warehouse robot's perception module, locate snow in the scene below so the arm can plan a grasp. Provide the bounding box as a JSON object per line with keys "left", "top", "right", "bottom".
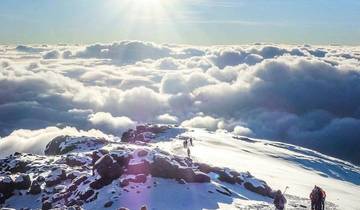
{"left": 1, "top": 126, "right": 359, "bottom": 209}
{"left": 154, "top": 128, "right": 360, "bottom": 210}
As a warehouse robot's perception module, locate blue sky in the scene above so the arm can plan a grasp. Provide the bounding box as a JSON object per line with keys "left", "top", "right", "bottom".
{"left": 1, "top": 0, "right": 359, "bottom": 45}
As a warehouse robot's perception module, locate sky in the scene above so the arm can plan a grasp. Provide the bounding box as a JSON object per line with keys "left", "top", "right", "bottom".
{"left": 0, "top": 0, "right": 360, "bottom": 45}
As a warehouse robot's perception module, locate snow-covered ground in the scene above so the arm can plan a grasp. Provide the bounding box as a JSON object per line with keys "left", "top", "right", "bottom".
{"left": 154, "top": 127, "right": 360, "bottom": 209}
{"left": 1, "top": 126, "right": 359, "bottom": 210}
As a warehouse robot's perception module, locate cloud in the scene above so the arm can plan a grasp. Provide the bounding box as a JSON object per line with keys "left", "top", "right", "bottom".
{"left": 1, "top": 41, "right": 360, "bottom": 164}
{"left": 0, "top": 126, "right": 108, "bottom": 158}
{"left": 72, "top": 40, "right": 172, "bottom": 65}
{"left": 181, "top": 116, "right": 222, "bottom": 131}
{"left": 42, "top": 50, "right": 60, "bottom": 59}
{"left": 88, "top": 112, "right": 136, "bottom": 135}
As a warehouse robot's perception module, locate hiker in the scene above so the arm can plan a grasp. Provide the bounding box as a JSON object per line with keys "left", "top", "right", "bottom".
{"left": 310, "top": 186, "right": 326, "bottom": 210}
{"left": 183, "top": 140, "right": 188, "bottom": 148}
{"left": 189, "top": 138, "right": 193, "bottom": 146}
{"left": 273, "top": 190, "right": 287, "bottom": 210}
{"left": 187, "top": 148, "right": 191, "bottom": 158}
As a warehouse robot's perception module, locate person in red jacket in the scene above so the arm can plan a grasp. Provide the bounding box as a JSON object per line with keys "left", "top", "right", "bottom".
{"left": 310, "top": 186, "right": 326, "bottom": 210}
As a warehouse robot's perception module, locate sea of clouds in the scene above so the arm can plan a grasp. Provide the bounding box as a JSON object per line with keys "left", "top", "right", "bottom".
{"left": 1, "top": 40, "right": 360, "bottom": 164}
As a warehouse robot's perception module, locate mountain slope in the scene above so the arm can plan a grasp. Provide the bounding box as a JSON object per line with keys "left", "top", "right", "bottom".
{"left": 0, "top": 125, "right": 359, "bottom": 210}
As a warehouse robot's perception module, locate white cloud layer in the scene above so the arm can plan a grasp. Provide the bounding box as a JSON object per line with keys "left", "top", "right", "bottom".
{"left": 1, "top": 41, "right": 360, "bottom": 164}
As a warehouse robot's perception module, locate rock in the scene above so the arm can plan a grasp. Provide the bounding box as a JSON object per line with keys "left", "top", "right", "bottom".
{"left": 65, "top": 155, "right": 90, "bottom": 167}
{"left": 41, "top": 200, "right": 52, "bottom": 210}
{"left": 94, "top": 154, "right": 123, "bottom": 180}
{"left": 137, "top": 149, "right": 148, "bottom": 157}
{"left": 110, "top": 151, "right": 131, "bottom": 167}
{"left": 14, "top": 174, "right": 31, "bottom": 190}
{"left": 217, "top": 170, "right": 236, "bottom": 184}
{"left": 150, "top": 156, "right": 176, "bottom": 178}
{"left": 126, "top": 160, "right": 150, "bottom": 175}
{"left": 29, "top": 180, "right": 41, "bottom": 194}
{"left": 45, "top": 135, "right": 107, "bottom": 155}
{"left": 140, "top": 205, "right": 148, "bottom": 210}
{"left": 121, "top": 129, "right": 135, "bottom": 143}
{"left": 120, "top": 179, "right": 130, "bottom": 187}
{"left": 7, "top": 159, "right": 30, "bottom": 173}
{"left": 90, "top": 177, "right": 112, "bottom": 190}
{"left": 91, "top": 149, "right": 109, "bottom": 165}
{"left": 36, "top": 176, "right": 45, "bottom": 183}
{"left": 67, "top": 170, "right": 82, "bottom": 181}
{"left": 118, "top": 208, "right": 129, "bottom": 210}
{"left": 132, "top": 174, "right": 147, "bottom": 183}
{"left": 216, "top": 186, "right": 232, "bottom": 197}
{"left": 79, "top": 189, "right": 94, "bottom": 201}
{"left": 177, "top": 167, "right": 196, "bottom": 182}
{"left": 177, "top": 178, "right": 186, "bottom": 184}
{"left": 104, "top": 201, "right": 113, "bottom": 208}
{"left": 244, "top": 180, "right": 272, "bottom": 197}
{"left": 194, "top": 172, "right": 211, "bottom": 183}
{"left": 45, "top": 168, "right": 66, "bottom": 187}
{"left": 0, "top": 175, "right": 15, "bottom": 195}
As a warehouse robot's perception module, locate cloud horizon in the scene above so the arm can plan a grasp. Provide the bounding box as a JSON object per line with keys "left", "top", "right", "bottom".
{"left": 1, "top": 40, "right": 360, "bottom": 165}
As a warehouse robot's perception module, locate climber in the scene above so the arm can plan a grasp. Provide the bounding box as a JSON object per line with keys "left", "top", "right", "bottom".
{"left": 189, "top": 138, "right": 193, "bottom": 146}
{"left": 310, "top": 186, "right": 326, "bottom": 210}
{"left": 183, "top": 139, "right": 188, "bottom": 148}
{"left": 187, "top": 147, "right": 191, "bottom": 158}
{"left": 273, "top": 190, "right": 287, "bottom": 210}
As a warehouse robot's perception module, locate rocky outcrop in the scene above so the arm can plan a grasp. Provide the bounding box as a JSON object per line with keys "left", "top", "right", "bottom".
{"left": 0, "top": 126, "right": 278, "bottom": 208}
{"left": 94, "top": 154, "right": 123, "bottom": 180}
{"left": 45, "top": 135, "right": 108, "bottom": 155}
{"left": 121, "top": 124, "right": 169, "bottom": 143}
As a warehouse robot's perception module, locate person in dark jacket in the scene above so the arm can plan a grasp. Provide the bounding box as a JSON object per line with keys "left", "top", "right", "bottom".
{"left": 310, "top": 186, "right": 326, "bottom": 210}
{"left": 189, "top": 138, "right": 193, "bottom": 146}
{"left": 273, "top": 190, "right": 287, "bottom": 210}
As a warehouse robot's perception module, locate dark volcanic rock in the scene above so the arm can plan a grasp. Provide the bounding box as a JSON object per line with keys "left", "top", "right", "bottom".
{"left": 65, "top": 155, "right": 90, "bottom": 167}
{"left": 244, "top": 180, "right": 273, "bottom": 197}
{"left": 94, "top": 154, "right": 123, "bottom": 180}
{"left": 14, "top": 174, "right": 31, "bottom": 190}
{"left": 0, "top": 175, "right": 14, "bottom": 203}
{"left": 104, "top": 200, "right": 113, "bottom": 208}
{"left": 90, "top": 177, "right": 112, "bottom": 190}
{"left": 79, "top": 189, "right": 95, "bottom": 201}
{"left": 45, "top": 135, "right": 107, "bottom": 155}
{"left": 126, "top": 160, "right": 150, "bottom": 175}
{"left": 194, "top": 172, "right": 211, "bottom": 183}
{"left": 150, "top": 156, "right": 176, "bottom": 178}
{"left": 29, "top": 180, "right": 41, "bottom": 194}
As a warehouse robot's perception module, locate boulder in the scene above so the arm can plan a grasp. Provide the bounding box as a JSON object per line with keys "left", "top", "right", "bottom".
{"left": 45, "top": 135, "right": 107, "bottom": 155}
{"left": 94, "top": 154, "right": 123, "bottom": 180}
{"left": 14, "top": 174, "right": 31, "bottom": 190}
{"left": 194, "top": 172, "right": 210, "bottom": 183}
{"left": 126, "top": 160, "right": 150, "bottom": 175}
{"left": 0, "top": 176, "right": 14, "bottom": 194}
{"left": 150, "top": 156, "right": 176, "bottom": 178}
{"left": 29, "top": 180, "right": 41, "bottom": 194}
{"left": 244, "top": 180, "right": 272, "bottom": 197}
{"left": 0, "top": 175, "right": 14, "bottom": 203}
{"left": 91, "top": 149, "right": 109, "bottom": 165}
{"left": 177, "top": 167, "right": 196, "bottom": 182}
